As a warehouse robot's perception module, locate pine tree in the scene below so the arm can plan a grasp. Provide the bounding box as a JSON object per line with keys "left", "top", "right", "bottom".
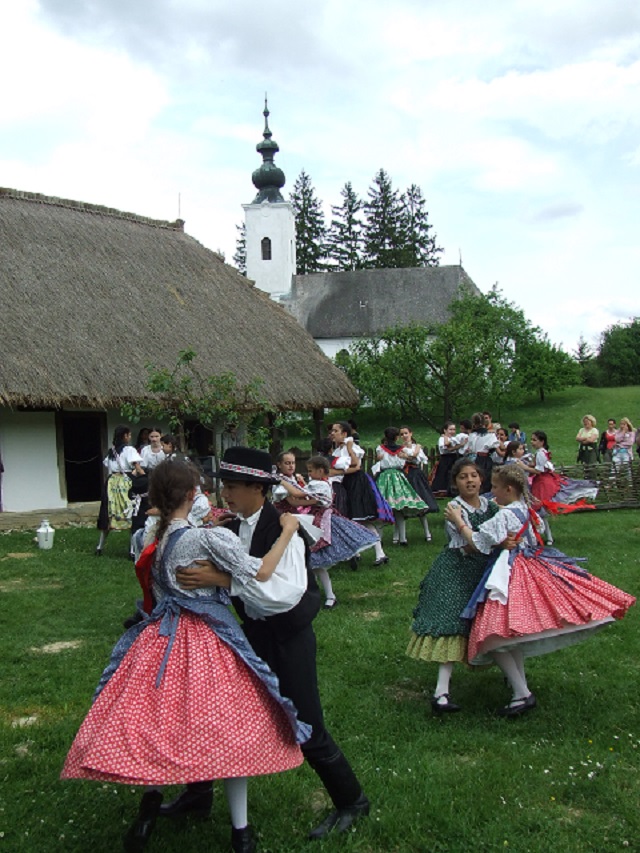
{"left": 232, "top": 222, "right": 247, "bottom": 275}
{"left": 289, "top": 170, "right": 327, "bottom": 274}
{"left": 326, "top": 181, "right": 364, "bottom": 271}
{"left": 362, "top": 169, "right": 407, "bottom": 268}
{"left": 401, "top": 184, "right": 443, "bottom": 267}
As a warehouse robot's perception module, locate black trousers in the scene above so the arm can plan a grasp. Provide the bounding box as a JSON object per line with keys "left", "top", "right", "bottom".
{"left": 242, "top": 618, "right": 363, "bottom": 810}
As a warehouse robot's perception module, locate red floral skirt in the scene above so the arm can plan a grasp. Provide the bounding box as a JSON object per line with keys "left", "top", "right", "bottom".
{"left": 468, "top": 553, "right": 635, "bottom": 663}
{"left": 61, "top": 614, "right": 303, "bottom": 785}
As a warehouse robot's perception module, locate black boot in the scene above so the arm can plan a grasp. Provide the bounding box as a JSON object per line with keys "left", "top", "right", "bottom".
{"left": 122, "top": 790, "right": 163, "bottom": 852}
{"left": 308, "top": 791, "right": 370, "bottom": 840}
{"left": 158, "top": 782, "right": 213, "bottom": 819}
{"left": 231, "top": 824, "right": 256, "bottom": 852}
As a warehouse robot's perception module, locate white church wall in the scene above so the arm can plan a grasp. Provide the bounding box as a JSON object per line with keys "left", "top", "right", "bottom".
{"left": 244, "top": 201, "right": 296, "bottom": 299}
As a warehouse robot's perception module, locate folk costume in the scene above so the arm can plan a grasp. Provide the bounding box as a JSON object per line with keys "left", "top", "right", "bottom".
{"left": 97, "top": 445, "right": 142, "bottom": 533}
{"left": 401, "top": 442, "right": 439, "bottom": 515}
{"left": 466, "top": 429, "right": 499, "bottom": 494}
{"left": 165, "top": 448, "right": 370, "bottom": 840}
{"left": 407, "top": 495, "right": 499, "bottom": 665}
{"left": 430, "top": 435, "right": 460, "bottom": 496}
{"left": 62, "top": 521, "right": 308, "bottom": 784}
{"left": 462, "top": 500, "right": 635, "bottom": 665}
{"left": 376, "top": 442, "right": 429, "bottom": 545}
{"left": 530, "top": 448, "right": 598, "bottom": 510}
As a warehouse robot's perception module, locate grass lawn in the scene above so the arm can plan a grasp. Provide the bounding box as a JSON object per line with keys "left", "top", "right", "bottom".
{"left": 1, "top": 507, "right": 639, "bottom": 853}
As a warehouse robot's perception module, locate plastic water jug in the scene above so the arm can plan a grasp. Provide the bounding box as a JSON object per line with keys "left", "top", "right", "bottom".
{"left": 37, "top": 518, "right": 55, "bottom": 550}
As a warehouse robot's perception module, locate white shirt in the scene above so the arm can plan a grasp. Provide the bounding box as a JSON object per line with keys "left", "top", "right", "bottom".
{"left": 229, "top": 506, "right": 308, "bottom": 619}
{"left": 103, "top": 445, "right": 142, "bottom": 474}
{"left": 140, "top": 445, "right": 166, "bottom": 470}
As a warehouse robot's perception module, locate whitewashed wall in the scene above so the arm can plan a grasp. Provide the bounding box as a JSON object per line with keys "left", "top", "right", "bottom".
{"left": 0, "top": 410, "right": 64, "bottom": 512}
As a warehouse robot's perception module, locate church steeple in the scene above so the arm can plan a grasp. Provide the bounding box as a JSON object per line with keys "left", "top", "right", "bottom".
{"left": 251, "top": 96, "right": 286, "bottom": 204}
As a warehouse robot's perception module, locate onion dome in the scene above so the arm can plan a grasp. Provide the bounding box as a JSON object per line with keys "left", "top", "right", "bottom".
{"left": 251, "top": 97, "right": 286, "bottom": 203}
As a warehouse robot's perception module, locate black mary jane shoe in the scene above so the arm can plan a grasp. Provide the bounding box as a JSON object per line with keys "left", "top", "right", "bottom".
{"left": 323, "top": 598, "right": 339, "bottom": 610}
{"left": 373, "top": 556, "right": 389, "bottom": 567}
{"left": 308, "top": 793, "right": 370, "bottom": 840}
{"left": 159, "top": 784, "right": 213, "bottom": 819}
{"left": 122, "top": 790, "right": 163, "bottom": 852}
{"left": 497, "top": 693, "right": 537, "bottom": 718}
{"left": 231, "top": 825, "right": 256, "bottom": 853}
{"left": 431, "top": 694, "right": 462, "bottom": 716}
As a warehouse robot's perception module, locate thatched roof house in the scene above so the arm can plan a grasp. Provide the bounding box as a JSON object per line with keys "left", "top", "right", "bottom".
{"left": 0, "top": 188, "right": 357, "bottom": 512}
{"left": 284, "top": 265, "right": 481, "bottom": 358}
{"left": 0, "top": 188, "right": 356, "bottom": 411}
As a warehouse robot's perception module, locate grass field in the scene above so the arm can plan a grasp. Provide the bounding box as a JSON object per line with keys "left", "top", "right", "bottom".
{"left": 1, "top": 504, "right": 639, "bottom": 853}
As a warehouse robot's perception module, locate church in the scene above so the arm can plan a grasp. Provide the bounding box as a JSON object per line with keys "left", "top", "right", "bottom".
{"left": 241, "top": 102, "right": 481, "bottom": 358}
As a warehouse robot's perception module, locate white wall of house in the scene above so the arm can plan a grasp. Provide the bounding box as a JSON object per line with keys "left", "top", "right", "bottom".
{"left": 314, "top": 338, "right": 357, "bottom": 359}
{"left": 0, "top": 410, "right": 65, "bottom": 512}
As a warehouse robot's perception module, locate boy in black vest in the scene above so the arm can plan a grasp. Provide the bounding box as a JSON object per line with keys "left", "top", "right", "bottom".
{"left": 167, "top": 447, "right": 369, "bottom": 842}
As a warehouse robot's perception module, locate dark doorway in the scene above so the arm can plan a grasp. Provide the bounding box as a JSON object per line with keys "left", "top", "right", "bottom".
{"left": 60, "top": 412, "right": 106, "bottom": 502}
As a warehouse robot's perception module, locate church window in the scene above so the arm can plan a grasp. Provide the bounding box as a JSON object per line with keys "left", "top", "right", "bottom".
{"left": 261, "top": 237, "right": 272, "bottom": 260}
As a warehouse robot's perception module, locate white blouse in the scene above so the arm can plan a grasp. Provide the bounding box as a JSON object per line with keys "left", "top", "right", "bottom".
{"left": 103, "top": 445, "right": 142, "bottom": 474}
{"left": 140, "top": 445, "right": 166, "bottom": 470}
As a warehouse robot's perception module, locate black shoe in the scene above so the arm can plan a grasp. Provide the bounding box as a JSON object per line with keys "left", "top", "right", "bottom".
{"left": 308, "top": 793, "right": 370, "bottom": 840}
{"left": 373, "top": 556, "right": 389, "bottom": 566}
{"left": 431, "top": 694, "right": 462, "bottom": 716}
{"left": 231, "top": 825, "right": 256, "bottom": 853}
{"left": 159, "top": 784, "right": 213, "bottom": 819}
{"left": 399, "top": 540, "right": 409, "bottom": 547}
{"left": 123, "top": 790, "right": 163, "bottom": 852}
{"left": 95, "top": 547, "right": 103, "bottom": 557}
{"left": 497, "top": 693, "right": 536, "bottom": 718}
{"left": 349, "top": 555, "right": 360, "bottom": 570}
{"left": 323, "top": 598, "right": 338, "bottom": 610}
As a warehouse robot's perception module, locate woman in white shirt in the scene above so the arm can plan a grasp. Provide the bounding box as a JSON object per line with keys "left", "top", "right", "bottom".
{"left": 96, "top": 425, "right": 143, "bottom": 556}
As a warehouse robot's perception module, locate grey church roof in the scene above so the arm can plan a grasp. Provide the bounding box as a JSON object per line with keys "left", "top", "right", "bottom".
{"left": 285, "top": 265, "right": 481, "bottom": 338}
{"left": 0, "top": 187, "right": 357, "bottom": 410}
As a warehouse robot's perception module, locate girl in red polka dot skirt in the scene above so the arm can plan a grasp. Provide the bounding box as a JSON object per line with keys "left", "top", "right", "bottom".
{"left": 62, "top": 460, "right": 310, "bottom": 853}
{"left": 446, "top": 465, "right": 635, "bottom": 718}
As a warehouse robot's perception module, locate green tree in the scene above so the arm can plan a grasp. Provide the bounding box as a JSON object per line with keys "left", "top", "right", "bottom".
{"left": 289, "top": 170, "right": 327, "bottom": 274}
{"left": 233, "top": 222, "right": 247, "bottom": 275}
{"left": 121, "top": 349, "right": 268, "bottom": 501}
{"left": 362, "top": 169, "right": 407, "bottom": 268}
{"left": 337, "top": 287, "right": 578, "bottom": 422}
{"left": 593, "top": 319, "right": 640, "bottom": 387}
{"left": 326, "top": 181, "right": 363, "bottom": 271}
{"left": 400, "top": 184, "right": 443, "bottom": 267}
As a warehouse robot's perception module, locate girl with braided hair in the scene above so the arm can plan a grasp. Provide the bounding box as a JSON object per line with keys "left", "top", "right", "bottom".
{"left": 63, "top": 460, "right": 308, "bottom": 853}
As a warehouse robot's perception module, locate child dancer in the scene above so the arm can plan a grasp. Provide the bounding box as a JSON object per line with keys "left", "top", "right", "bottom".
{"left": 517, "top": 430, "right": 598, "bottom": 544}
{"left": 329, "top": 421, "right": 392, "bottom": 566}
{"left": 466, "top": 412, "right": 500, "bottom": 493}
{"left": 430, "top": 421, "right": 461, "bottom": 496}
{"left": 447, "top": 465, "right": 634, "bottom": 717}
{"left": 375, "top": 427, "right": 430, "bottom": 546}
{"left": 398, "top": 425, "right": 439, "bottom": 542}
{"left": 407, "top": 459, "right": 499, "bottom": 714}
{"left": 275, "top": 455, "right": 379, "bottom": 607}
{"left": 62, "top": 460, "right": 309, "bottom": 853}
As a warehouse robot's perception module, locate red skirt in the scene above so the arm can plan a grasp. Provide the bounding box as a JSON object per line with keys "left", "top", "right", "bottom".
{"left": 530, "top": 471, "right": 562, "bottom": 502}
{"left": 61, "top": 614, "right": 303, "bottom": 785}
{"left": 468, "top": 553, "right": 635, "bottom": 663}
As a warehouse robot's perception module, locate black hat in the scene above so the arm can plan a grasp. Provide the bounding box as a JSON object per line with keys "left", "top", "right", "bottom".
{"left": 213, "top": 446, "right": 279, "bottom": 485}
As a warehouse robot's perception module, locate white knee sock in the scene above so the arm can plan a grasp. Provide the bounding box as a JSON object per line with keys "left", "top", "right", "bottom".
{"left": 314, "top": 567, "right": 335, "bottom": 601}
{"left": 491, "top": 650, "right": 530, "bottom": 700}
{"left": 223, "top": 777, "right": 248, "bottom": 829}
{"left": 434, "top": 662, "right": 454, "bottom": 698}
{"left": 420, "top": 515, "right": 431, "bottom": 539}
{"left": 394, "top": 512, "right": 406, "bottom": 542}
{"left": 366, "top": 524, "right": 386, "bottom": 559}
{"left": 97, "top": 531, "right": 107, "bottom": 549}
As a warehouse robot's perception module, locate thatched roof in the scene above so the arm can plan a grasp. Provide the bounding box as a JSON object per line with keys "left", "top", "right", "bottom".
{"left": 285, "top": 266, "right": 481, "bottom": 338}
{"left": 0, "top": 188, "right": 357, "bottom": 411}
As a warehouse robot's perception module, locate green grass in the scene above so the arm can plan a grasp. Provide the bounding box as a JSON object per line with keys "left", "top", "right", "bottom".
{"left": 284, "top": 385, "right": 640, "bottom": 466}
{"left": 1, "top": 510, "right": 639, "bottom": 852}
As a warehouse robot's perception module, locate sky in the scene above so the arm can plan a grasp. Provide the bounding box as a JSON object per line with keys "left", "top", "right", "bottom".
{"left": 2, "top": 0, "right": 640, "bottom": 354}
